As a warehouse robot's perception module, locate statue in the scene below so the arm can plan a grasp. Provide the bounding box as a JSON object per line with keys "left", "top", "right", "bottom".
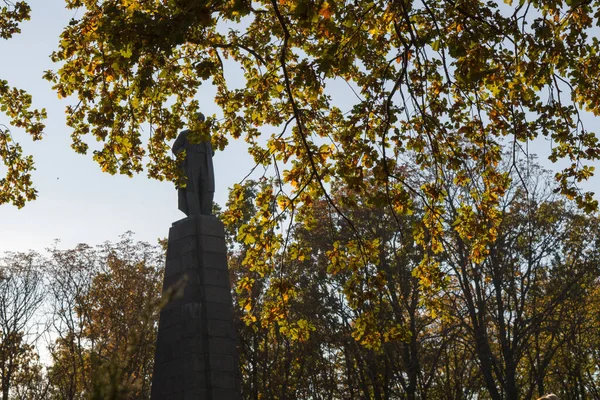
{"left": 172, "top": 113, "right": 215, "bottom": 216}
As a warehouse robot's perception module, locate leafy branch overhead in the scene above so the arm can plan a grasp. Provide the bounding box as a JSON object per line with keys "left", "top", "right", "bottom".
{"left": 48, "top": 0, "right": 600, "bottom": 192}
{"left": 46, "top": 0, "right": 600, "bottom": 279}
{"left": 0, "top": 0, "right": 46, "bottom": 208}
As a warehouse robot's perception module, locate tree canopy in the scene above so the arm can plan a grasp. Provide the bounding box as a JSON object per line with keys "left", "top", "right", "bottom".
{"left": 42, "top": 0, "right": 600, "bottom": 278}
{"left": 46, "top": 0, "right": 600, "bottom": 194}
{"left": 1, "top": 0, "right": 599, "bottom": 258}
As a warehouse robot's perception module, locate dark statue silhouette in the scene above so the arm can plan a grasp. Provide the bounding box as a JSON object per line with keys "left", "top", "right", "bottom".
{"left": 172, "top": 112, "right": 215, "bottom": 216}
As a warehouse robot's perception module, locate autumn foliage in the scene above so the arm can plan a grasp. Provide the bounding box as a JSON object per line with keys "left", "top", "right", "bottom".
{"left": 2, "top": 0, "right": 600, "bottom": 399}
{"left": 222, "top": 163, "right": 600, "bottom": 400}
{"left": 0, "top": 1, "right": 45, "bottom": 207}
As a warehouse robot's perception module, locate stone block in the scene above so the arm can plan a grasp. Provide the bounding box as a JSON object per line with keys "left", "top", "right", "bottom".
{"left": 162, "top": 273, "right": 189, "bottom": 295}
{"left": 160, "top": 283, "right": 187, "bottom": 311}
{"left": 169, "top": 339, "right": 183, "bottom": 360}
{"left": 207, "top": 336, "right": 237, "bottom": 355}
{"left": 157, "top": 306, "right": 183, "bottom": 330}
{"left": 183, "top": 283, "right": 204, "bottom": 303}
{"left": 182, "top": 302, "right": 203, "bottom": 319}
{"left": 179, "top": 251, "right": 201, "bottom": 270}
{"left": 199, "top": 235, "right": 227, "bottom": 253}
{"left": 183, "top": 353, "right": 206, "bottom": 372}
{"left": 156, "top": 324, "right": 180, "bottom": 349}
{"left": 205, "top": 285, "right": 234, "bottom": 304}
{"left": 169, "top": 235, "right": 198, "bottom": 258}
{"left": 209, "top": 353, "right": 236, "bottom": 372}
{"left": 207, "top": 319, "right": 235, "bottom": 338}
{"left": 180, "top": 269, "right": 202, "bottom": 286}
{"left": 202, "top": 251, "right": 228, "bottom": 270}
{"left": 205, "top": 301, "right": 234, "bottom": 321}
{"left": 183, "top": 368, "right": 205, "bottom": 391}
{"left": 160, "top": 359, "right": 183, "bottom": 378}
{"left": 170, "top": 217, "right": 197, "bottom": 241}
{"left": 181, "top": 335, "right": 203, "bottom": 355}
{"left": 195, "top": 215, "right": 225, "bottom": 237}
{"left": 203, "top": 267, "right": 230, "bottom": 288}
{"left": 184, "top": 389, "right": 207, "bottom": 400}
{"left": 212, "top": 388, "right": 239, "bottom": 398}
{"left": 153, "top": 344, "right": 169, "bottom": 364}
{"left": 164, "top": 258, "right": 182, "bottom": 278}
{"left": 182, "top": 316, "right": 203, "bottom": 338}
{"left": 211, "top": 371, "right": 237, "bottom": 389}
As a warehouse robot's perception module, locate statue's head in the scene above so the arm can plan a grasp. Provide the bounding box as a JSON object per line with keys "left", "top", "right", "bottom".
{"left": 185, "top": 112, "right": 207, "bottom": 136}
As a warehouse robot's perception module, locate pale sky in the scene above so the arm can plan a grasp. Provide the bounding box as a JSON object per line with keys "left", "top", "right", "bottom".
{"left": 1, "top": 1, "right": 599, "bottom": 254}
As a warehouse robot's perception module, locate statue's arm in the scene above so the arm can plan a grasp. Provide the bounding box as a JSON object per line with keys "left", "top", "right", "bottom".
{"left": 172, "top": 131, "right": 187, "bottom": 154}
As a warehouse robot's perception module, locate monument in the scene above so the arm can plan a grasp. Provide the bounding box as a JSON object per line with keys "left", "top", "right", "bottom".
{"left": 151, "top": 113, "right": 241, "bottom": 399}
{"left": 172, "top": 113, "right": 215, "bottom": 216}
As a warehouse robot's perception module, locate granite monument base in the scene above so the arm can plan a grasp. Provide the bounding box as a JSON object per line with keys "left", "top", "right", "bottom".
{"left": 151, "top": 215, "right": 241, "bottom": 400}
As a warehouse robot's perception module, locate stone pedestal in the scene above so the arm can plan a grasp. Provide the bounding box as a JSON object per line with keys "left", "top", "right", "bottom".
{"left": 151, "top": 215, "right": 241, "bottom": 399}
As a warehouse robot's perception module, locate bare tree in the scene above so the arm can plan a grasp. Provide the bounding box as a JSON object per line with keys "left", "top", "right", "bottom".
{"left": 439, "top": 163, "right": 600, "bottom": 400}
{"left": 0, "top": 251, "right": 46, "bottom": 400}
{"left": 46, "top": 243, "right": 98, "bottom": 400}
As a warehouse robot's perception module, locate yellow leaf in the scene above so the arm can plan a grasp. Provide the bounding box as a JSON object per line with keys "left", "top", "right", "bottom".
{"left": 244, "top": 233, "right": 255, "bottom": 245}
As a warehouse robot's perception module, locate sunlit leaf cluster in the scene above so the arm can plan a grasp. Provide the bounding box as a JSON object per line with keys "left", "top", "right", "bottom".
{"left": 46, "top": 1, "right": 600, "bottom": 287}
{"left": 0, "top": 1, "right": 45, "bottom": 207}
{"left": 224, "top": 163, "right": 600, "bottom": 399}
